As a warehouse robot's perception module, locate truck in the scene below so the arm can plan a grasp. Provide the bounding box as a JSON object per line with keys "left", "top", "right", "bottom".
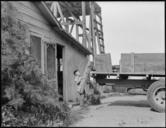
{"left": 92, "top": 53, "right": 165, "bottom": 112}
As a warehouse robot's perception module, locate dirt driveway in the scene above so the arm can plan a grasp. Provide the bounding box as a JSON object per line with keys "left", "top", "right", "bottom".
{"left": 69, "top": 94, "right": 165, "bottom": 127}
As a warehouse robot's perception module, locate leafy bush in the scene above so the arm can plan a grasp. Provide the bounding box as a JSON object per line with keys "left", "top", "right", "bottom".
{"left": 103, "top": 85, "right": 113, "bottom": 93}
{"left": 1, "top": 2, "right": 71, "bottom": 127}
{"left": 87, "top": 87, "right": 101, "bottom": 105}
{"left": 87, "top": 78, "right": 101, "bottom": 105}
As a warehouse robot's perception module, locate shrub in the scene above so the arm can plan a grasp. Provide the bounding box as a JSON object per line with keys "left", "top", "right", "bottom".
{"left": 103, "top": 85, "right": 113, "bottom": 93}
{"left": 88, "top": 87, "right": 101, "bottom": 105}
{"left": 1, "top": 2, "right": 71, "bottom": 127}
{"left": 87, "top": 78, "right": 101, "bottom": 105}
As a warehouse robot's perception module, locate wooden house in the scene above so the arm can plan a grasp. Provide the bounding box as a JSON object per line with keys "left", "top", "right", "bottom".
{"left": 9, "top": 1, "right": 91, "bottom": 102}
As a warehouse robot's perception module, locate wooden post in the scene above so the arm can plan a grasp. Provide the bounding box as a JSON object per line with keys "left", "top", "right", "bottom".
{"left": 82, "top": 2, "right": 86, "bottom": 47}
{"left": 89, "top": 2, "right": 92, "bottom": 51}
{"left": 95, "top": 14, "right": 101, "bottom": 54}
{"left": 98, "top": 12, "right": 105, "bottom": 54}
{"left": 64, "top": 18, "right": 69, "bottom": 33}
{"left": 90, "top": 2, "right": 97, "bottom": 56}
{"left": 76, "top": 23, "right": 79, "bottom": 41}
{"left": 57, "top": 2, "right": 65, "bottom": 22}
{"left": 69, "top": 24, "right": 74, "bottom": 34}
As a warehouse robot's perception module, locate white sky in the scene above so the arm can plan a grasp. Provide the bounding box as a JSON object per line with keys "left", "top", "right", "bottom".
{"left": 97, "top": 2, "right": 165, "bottom": 65}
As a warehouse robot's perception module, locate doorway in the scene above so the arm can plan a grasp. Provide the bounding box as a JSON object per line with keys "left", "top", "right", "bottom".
{"left": 56, "top": 44, "right": 64, "bottom": 101}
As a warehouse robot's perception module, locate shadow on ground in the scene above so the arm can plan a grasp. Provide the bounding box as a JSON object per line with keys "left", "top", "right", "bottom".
{"left": 108, "top": 100, "right": 150, "bottom": 107}
{"left": 69, "top": 106, "right": 89, "bottom": 126}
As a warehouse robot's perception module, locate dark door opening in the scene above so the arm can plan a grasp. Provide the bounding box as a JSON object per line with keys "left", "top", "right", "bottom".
{"left": 57, "top": 44, "right": 64, "bottom": 101}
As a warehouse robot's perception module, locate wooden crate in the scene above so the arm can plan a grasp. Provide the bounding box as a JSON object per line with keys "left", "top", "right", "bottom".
{"left": 94, "top": 53, "right": 112, "bottom": 73}
{"left": 120, "top": 53, "right": 165, "bottom": 75}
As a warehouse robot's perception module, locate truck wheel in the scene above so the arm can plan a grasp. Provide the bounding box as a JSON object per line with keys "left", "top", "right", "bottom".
{"left": 147, "top": 80, "right": 165, "bottom": 113}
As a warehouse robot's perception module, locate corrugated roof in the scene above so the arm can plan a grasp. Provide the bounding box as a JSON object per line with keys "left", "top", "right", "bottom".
{"left": 34, "top": 2, "right": 91, "bottom": 55}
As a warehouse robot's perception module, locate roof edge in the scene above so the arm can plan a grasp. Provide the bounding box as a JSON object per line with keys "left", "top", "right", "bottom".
{"left": 34, "top": 2, "right": 91, "bottom": 55}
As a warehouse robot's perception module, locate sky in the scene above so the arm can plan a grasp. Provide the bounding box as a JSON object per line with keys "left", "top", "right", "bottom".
{"left": 97, "top": 2, "right": 165, "bottom": 65}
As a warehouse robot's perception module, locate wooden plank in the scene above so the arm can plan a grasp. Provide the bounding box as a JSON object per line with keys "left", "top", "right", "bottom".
{"left": 120, "top": 53, "right": 165, "bottom": 75}
{"left": 69, "top": 24, "right": 74, "bottom": 34}
{"left": 94, "top": 19, "right": 102, "bottom": 26}
{"left": 88, "top": 5, "right": 92, "bottom": 50}
{"left": 91, "top": 71, "right": 165, "bottom": 77}
{"left": 61, "top": 21, "right": 82, "bottom": 25}
{"left": 90, "top": 2, "right": 97, "bottom": 55}
{"left": 76, "top": 24, "right": 79, "bottom": 41}
{"left": 96, "top": 13, "right": 102, "bottom": 19}
{"left": 82, "top": 2, "right": 86, "bottom": 47}
{"left": 12, "top": 2, "right": 49, "bottom": 25}
{"left": 96, "top": 79, "right": 156, "bottom": 88}
{"left": 61, "top": 22, "right": 71, "bottom": 26}
{"left": 94, "top": 53, "right": 112, "bottom": 73}
{"left": 20, "top": 1, "right": 42, "bottom": 12}
{"left": 95, "top": 16, "right": 102, "bottom": 54}
{"left": 18, "top": 11, "right": 52, "bottom": 32}
{"left": 97, "top": 29, "right": 103, "bottom": 35}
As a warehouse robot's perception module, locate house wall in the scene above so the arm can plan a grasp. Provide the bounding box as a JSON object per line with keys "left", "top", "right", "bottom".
{"left": 10, "top": 1, "right": 89, "bottom": 101}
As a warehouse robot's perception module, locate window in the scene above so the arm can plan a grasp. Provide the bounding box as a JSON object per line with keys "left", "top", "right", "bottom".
{"left": 30, "top": 35, "right": 41, "bottom": 67}
{"left": 46, "top": 43, "right": 56, "bottom": 80}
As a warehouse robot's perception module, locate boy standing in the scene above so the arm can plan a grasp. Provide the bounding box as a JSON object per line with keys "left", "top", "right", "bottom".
{"left": 73, "top": 69, "right": 85, "bottom": 107}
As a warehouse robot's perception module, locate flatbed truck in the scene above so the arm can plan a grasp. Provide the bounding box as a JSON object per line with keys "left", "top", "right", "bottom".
{"left": 92, "top": 53, "right": 165, "bottom": 112}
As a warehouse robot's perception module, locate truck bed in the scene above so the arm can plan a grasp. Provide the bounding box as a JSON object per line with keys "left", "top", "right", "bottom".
{"left": 120, "top": 53, "right": 165, "bottom": 75}
{"left": 93, "top": 53, "right": 165, "bottom": 77}
{"left": 91, "top": 71, "right": 165, "bottom": 77}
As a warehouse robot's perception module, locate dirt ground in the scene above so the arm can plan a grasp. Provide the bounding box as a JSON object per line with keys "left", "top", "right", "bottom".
{"left": 69, "top": 93, "right": 165, "bottom": 127}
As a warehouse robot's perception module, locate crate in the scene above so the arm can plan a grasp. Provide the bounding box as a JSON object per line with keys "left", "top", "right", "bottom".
{"left": 94, "top": 53, "right": 112, "bottom": 73}
{"left": 120, "top": 53, "right": 165, "bottom": 75}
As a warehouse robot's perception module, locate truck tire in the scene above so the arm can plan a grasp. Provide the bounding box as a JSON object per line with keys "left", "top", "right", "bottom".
{"left": 147, "top": 80, "right": 165, "bottom": 113}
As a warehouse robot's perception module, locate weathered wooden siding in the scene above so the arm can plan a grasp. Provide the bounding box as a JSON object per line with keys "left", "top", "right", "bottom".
{"left": 120, "top": 53, "right": 165, "bottom": 75}
{"left": 64, "top": 47, "right": 88, "bottom": 101}
{"left": 11, "top": 1, "right": 89, "bottom": 101}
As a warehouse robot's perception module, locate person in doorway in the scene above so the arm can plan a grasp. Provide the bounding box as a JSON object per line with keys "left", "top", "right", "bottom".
{"left": 73, "top": 69, "right": 86, "bottom": 107}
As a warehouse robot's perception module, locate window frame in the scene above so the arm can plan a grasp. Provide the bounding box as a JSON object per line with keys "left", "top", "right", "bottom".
{"left": 29, "top": 31, "right": 58, "bottom": 82}
{"left": 29, "top": 32, "right": 43, "bottom": 69}
{"left": 44, "top": 40, "right": 57, "bottom": 81}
